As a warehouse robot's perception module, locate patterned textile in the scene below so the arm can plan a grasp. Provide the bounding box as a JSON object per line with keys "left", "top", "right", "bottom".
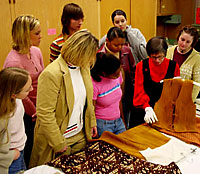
{"left": 47, "top": 140, "right": 181, "bottom": 174}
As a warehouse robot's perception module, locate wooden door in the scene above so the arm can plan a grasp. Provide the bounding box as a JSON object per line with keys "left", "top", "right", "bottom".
{"left": 131, "top": 0, "right": 157, "bottom": 41}
{"left": 0, "top": 0, "right": 13, "bottom": 69}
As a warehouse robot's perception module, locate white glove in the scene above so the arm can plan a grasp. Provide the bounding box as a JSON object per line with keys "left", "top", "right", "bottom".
{"left": 144, "top": 107, "right": 158, "bottom": 124}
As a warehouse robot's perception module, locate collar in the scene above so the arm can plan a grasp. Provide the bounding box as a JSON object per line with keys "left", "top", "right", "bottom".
{"left": 105, "top": 43, "right": 120, "bottom": 59}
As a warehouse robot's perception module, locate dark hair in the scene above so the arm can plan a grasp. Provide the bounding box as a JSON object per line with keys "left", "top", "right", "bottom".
{"left": 61, "top": 3, "right": 84, "bottom": 35}
{"left": 146, "top": 36, "right": 168, "bottom": 56}
{"left": 177, "top": 25, "right": 199, "bottom": 48}
{"left": 107, "top": 27, "right": 125, "bottom": 42}
{"left": 91, "top": 52, "right": 121, "bottom": 82}
{"left": 111, "top": 9, "right": 127, "bottom": 23}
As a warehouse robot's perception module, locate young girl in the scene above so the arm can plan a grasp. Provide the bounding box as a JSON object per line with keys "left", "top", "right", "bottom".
{"left": 0, "top": 67, "right": 32, "bottom": 174}
{"left": 98, "top": 27, "right": 135, "bottom": 129}
{"left": 91, "top": 52, "right": 126, "bottom": 137}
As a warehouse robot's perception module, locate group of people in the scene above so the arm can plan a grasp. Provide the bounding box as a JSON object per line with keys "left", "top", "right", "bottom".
{"left": 0, "top": 2, "right": 200, "bottom": 174}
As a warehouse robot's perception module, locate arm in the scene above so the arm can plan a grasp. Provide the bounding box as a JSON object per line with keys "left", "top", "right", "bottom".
{"left": 126, "top": 28, "right": 147, "bottom": 62}
{"left": 50, "top": 42, "right": 62, "bottom": 62}
{"left": 0, "top": 120, "right": 15, "bottom": 171}
{"left": 99, "top": 35, "right": 107, "bottom": 48}
{"left": 36, "top": 70, "right": 67, "bottom": 152}
{"left": 192, "top": 55, "right": 200, "bottom": 101}
{"left": 92, "top": 100, "right": 98, "bottom": 138}
{"left": 133, "top": 61, "right": 150, "bottom": 109}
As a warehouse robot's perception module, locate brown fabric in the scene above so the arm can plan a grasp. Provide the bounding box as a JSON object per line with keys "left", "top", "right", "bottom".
{"left": 153, "top": 79, "right": 197, "bottom": 132}
{"left": 154, "top": 79, "right": 181, "bottom": 130}
{"left": 174, "top": 80, "right": 197, "bottom": 132}
{"left": 90, "top": 124, "right": 170, "bottom": 159}
{"left": 47, "top": 140, "right": 182, "bottom": 174}
{"left": 153, "top": 117, "right": 200, "bottom": 147}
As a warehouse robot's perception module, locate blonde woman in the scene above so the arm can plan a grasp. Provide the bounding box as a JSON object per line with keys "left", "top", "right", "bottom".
{"left": 30, "top": 29, "right": 98, "bottom": 167}
{"left": 0, "top": 68, "right": 32, "bottom": 174}
{"left": 3, "top": 15, "right": 44, "bottom": 167}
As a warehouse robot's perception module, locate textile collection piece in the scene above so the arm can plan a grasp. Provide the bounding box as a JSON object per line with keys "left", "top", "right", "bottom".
{"left": 153, "top": 79, "right": 197, "bottom": 132}
{"left": 47, "top": 140, "right": 181, "bottom": 174}
{"left": 46, "top": 79, "right": 199, "bottom": 173}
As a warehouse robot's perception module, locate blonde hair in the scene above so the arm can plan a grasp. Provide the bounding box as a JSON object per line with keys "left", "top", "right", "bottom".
{"left": 0, "top": 67, "right": 29, "bottom": 118}
{"left": 12, "top": 15, "right": 40, "bottom": 54}
{"left": 61, "top": 29, "right": 99, "bottom": 68}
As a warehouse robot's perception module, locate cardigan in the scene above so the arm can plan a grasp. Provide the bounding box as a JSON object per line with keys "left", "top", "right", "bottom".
{"left": 167, "top": 45, "right": 200, "bottom": 101}
{"left": 4, "top": 46, "right": 44, "bottom": 117}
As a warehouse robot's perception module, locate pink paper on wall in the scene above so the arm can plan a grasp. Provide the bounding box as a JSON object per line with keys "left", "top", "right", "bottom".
{"left": 48, "top": 28, "right": 56, "bottom": 35}
{"left": 196, "top": 8, "right": 200, "bottom": 24}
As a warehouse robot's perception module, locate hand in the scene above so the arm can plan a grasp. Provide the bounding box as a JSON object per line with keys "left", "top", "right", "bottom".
{"left": 13, "top": 149, "right": 20, "bottom": 160}
{"left": 144, "top": 107, "right": 158, "bottom": 124}
{"left": 91, "top": 127, "right": 97, "bottom": 138}
{"left": 56, "top": 145, "right": 68, "bottom": 154}
{"left": 32, "top": 113, "right": 37, "bottom": 122}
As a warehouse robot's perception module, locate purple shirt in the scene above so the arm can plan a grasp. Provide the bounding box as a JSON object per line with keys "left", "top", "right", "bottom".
{"left": 92, "top": 73, "right": 123, "bottom": 120}
{"left": 4, "top": 46, "right": 44, "bottom": 116}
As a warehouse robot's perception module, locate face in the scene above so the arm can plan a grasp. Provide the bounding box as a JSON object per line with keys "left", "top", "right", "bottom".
{"left": 68, "top": 18, "right": 83, "bottom": 35}
{"left": 106, "top": 37, "right": 125, "bottom": 53}
{"left": 150, "top": 53, "right": 165, "bottom": 66}
{"left": 105, "top": 67, "right": 121, "bottom": 79}
{"left": 15, "top": 75, "right": 33, "bottom": 99}
{"left": 113, "top": 15, "right": 127, "bottom": 31}
{"left": 178, "top": 32, "right": 193, "bottom": 53}
{"left": 30, "top": 25, "right": 42, "bottom": 46}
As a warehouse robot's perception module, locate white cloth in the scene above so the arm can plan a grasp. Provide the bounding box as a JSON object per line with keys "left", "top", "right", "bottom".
{"left": 63, "top": 67, "right": 86, "bottom": 138}
{"left": 24, "top": 165, "right": 64, "bottom": 174}
{"left": 8, "top": 99, "right": 27, "bottom": 151}
{"left": 140, "top": 136, "right": 198, "bottom": 165}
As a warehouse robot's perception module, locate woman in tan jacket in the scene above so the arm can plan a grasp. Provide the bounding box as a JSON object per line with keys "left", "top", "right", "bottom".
{"left": 29, "top": 30, "right": 98, "bottom": 168}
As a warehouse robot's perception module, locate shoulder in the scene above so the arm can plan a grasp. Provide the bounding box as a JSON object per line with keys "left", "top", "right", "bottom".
{"left": 98, "top": 44, "right": 106, "bottom": 53}
{"left": 4, "top": 50, "right": 24, "bottom": 68}
{"left": 126, "top": 25, "right": 142, "bottom": 34}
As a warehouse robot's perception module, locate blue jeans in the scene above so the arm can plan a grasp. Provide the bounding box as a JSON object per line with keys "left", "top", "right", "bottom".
{"left": 97, "top": 117, "right": 126, "bottom": 137}
{"left": 9, "top": 150, "right": 26, "bottom": 174}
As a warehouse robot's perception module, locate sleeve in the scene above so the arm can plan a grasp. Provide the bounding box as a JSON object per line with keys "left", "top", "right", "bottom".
{"left": 92, "top": 79, "right": 98, "bottom": 100}
{"left": 127, "top": 29, "right": 148, "bottom": 62}
{"left": 22, "top": 97, "right": 36, "bottom": 117}
{"left": 192, "top": 55, "right": 200, "bottom": 101}
{"left": 133, "top": 61, "right": 150, "bottom": 109}
{"left": 50, "top": 41, "right": 61, "bottom": 62}
{"left": 119, "top": 72, "right": 123, "bottom": 85}
{"left": 38, "top": 49, "right": 44, "bottom": 69}
{"left": 36, "top": 70, "right": 67, "bottom": 152}
{"left": 3, "top": 59, "right": 24, "bottom": 69}
{"left": 0, "top": 121, "right": 15, "bottom": 172}
{"left": 99, "top": 35, "right": 107, "bottom": 48}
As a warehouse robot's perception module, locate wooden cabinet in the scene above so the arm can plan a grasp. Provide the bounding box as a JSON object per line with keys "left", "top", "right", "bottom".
{"left": 157, "top": 0, "right": 177, "bottom": 16}
{"left": 0, "top": 0, "right": 99, "bottom": 68}
{"left": 131, "top": 0, "right": 157, "bottom": 41}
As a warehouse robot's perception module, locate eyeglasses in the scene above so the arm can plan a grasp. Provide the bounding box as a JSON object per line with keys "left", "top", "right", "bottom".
{"left": 150, "top": 55, "right": 165, "bottom": 60}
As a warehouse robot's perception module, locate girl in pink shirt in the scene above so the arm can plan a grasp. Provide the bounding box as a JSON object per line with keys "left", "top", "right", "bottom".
{"left": 91, "top": 53, "right": 126, "bottom": 137}
{"left": 3, "top": 15, "right": 44, "bottom": 167}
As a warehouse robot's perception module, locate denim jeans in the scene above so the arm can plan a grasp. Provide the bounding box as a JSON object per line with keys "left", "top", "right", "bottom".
{"left": 97, "top": 117, "right": 126, "bottom": 137}
{"left": 9, "top": 150, "right": 26, "bottom": 174}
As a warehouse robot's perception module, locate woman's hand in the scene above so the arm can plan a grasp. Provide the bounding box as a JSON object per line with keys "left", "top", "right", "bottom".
{"left": 91, "top": 126, "right": 97, "bottom": 138}
{"left": 13, "top": 149, "right": 20, "bottom": 160}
